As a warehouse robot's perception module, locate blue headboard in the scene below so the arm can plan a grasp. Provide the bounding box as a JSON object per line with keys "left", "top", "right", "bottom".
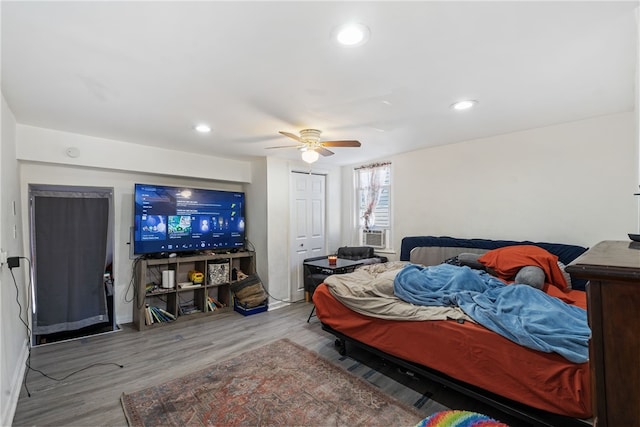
{"left": 400, "top": 236, "right": 589, "bottom": 290}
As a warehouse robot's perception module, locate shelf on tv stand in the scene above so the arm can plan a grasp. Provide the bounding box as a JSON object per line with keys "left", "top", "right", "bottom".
{"left": 133, "top": 251, "right": 255, "bottom": 330}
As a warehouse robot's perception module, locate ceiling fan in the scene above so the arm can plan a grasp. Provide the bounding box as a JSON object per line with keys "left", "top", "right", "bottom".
{"left": 266, "top": 129, "right": 361, "bottom": 163}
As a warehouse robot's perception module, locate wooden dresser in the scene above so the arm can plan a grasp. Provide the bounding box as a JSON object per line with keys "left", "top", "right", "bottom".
{"left": 566, "top": 240, "right": 640, "bottom": 427}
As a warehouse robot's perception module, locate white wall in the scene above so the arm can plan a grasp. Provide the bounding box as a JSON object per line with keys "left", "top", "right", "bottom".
{"left": 324, "top": 163, "right": 345, "bottom": 250}
{"left": 16, "top": 125, "right": 252, "bottom": 184}
{"left": 245, "top": 158, "right": 268, "bottom": 293}
{"left": 383, "top": 112, "right": 636, "bottom": 253}
{"left": 1, "top": 96, "right": 28, "bottom": 427}
{"left": 265, "top": 157, "right": 291, "bottom": 307}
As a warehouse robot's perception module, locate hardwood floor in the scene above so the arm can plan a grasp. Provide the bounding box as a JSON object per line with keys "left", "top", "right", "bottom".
{"left": 12, "top": 302, "right": 526, "bottom": 426}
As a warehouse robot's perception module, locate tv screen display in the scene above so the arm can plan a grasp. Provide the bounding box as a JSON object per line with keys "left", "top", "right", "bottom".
{"left": 133, "top": 183, "right": 245, "bottom": 255}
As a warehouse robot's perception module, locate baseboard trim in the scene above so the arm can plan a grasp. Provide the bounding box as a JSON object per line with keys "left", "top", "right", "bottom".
{"left": 267, "top": 300, "right": 290, "bottom": 311}
{"left": 2, "top": 338, "right": 29, "bottom": 427}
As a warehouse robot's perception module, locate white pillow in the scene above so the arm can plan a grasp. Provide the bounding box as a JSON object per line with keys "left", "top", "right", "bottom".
{"left": 557, "top": 261, "right": 572, "bottom": 290}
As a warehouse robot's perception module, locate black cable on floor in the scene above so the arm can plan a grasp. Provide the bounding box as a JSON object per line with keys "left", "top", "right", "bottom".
{"left": 10, "top": 257, "right": 124, "bottom": 397}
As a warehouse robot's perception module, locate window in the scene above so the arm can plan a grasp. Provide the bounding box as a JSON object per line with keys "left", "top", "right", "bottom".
{"left": 355, "top": 162, "right": 391, "bottom": 248}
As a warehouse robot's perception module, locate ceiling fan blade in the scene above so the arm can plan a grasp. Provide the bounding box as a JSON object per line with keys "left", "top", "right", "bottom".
{"left": 316, "top": 147, "right": 334, "bottom": 156}
{"left": 279, "top": 131, "right": 305, "bottom": 143}
{"left": 321, "top": 140, "right": 361, "bottom": 148}
{"left": 265, "top": 144, "right": 304, "bottom": 150}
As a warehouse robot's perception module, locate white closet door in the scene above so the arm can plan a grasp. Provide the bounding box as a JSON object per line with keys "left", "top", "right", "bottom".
{"left": 289, "top": 172, "right": 326, "bottom": 302}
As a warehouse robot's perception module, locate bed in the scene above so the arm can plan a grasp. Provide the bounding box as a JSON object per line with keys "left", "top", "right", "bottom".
{"left": 313, "top": 236, "right": 592, "bottom": 426}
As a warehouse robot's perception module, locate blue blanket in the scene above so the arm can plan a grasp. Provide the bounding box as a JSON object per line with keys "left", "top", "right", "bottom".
{"left": 394, "top": 264, "right": 590, "bottom": 363}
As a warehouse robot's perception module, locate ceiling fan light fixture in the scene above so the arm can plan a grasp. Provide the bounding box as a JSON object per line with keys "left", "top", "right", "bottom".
{"left": 301, "top": 149, "right": 320, "bottom": 164}
{"left": 299, "top": 128, "right": 322, "bottom": 143}
{"left": 450, "top": 100, "right": 478, "bottom": 111}
{"left": 334, "top": 23, "right": 370, "bottom": 47}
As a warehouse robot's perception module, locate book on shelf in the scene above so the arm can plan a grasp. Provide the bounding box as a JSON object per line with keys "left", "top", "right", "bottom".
{"left": 208, "top": 295, "right": 225, "bottom": 308}
{"left": 145, "top": 305, "right": 175, "bottom": 324}
{"left": 144, "top": 304, "right": 152, "bottom": 325}
{"left": 156, "top": 307, "right": 176, "bottom": 320}
{"left": 150, "top": 306, "right": 162, "bottom": 323}
{"left": 207, "top": 296, "right": 223, "bottom": 312}
{"left": 151, "top": 306, "right": 165, "bottom": 322}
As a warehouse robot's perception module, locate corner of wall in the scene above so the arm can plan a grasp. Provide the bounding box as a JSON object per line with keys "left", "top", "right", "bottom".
{"left": 1, "top": 93, "right": 28, "bottom": 427}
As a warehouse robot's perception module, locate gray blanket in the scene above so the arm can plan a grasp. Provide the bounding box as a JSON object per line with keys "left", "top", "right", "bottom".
{"left": 324, "top": 261, "right": 471, "bottom": 322}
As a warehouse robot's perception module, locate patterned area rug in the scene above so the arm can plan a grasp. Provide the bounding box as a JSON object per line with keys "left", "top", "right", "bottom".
{"left": 121, "top": 338, "right": 424, "bottom": 426}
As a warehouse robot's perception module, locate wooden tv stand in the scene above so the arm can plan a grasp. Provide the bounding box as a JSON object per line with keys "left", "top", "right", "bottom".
{"left": 133, "top": 251, "right": 255, "bottom": 330}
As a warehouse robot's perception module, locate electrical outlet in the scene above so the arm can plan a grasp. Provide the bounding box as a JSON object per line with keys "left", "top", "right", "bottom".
{"left": 0, "top": 251, "right": 7, "bottom": 265}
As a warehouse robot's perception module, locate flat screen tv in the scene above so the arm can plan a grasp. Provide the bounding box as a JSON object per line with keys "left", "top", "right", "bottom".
{"left": 133, "top": 183, "right": 245, "bottom": 256}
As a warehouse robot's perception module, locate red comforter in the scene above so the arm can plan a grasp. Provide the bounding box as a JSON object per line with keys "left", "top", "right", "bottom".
{"left": 313, "top": 283, "right": 591, "bottom": 418}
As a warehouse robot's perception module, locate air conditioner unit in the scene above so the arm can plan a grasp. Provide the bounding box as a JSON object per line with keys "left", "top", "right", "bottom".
{"left": 362, "top": 229, "right": 386, "bottom": 249}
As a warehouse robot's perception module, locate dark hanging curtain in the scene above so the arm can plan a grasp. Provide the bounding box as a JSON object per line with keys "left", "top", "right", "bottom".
{"left": 32, "top": 192, "right": 110, "bottom": 335}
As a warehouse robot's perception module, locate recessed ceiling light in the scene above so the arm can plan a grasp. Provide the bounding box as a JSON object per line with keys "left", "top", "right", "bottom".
{"left": 195, "top": 124, "right": 211, "bottom": 133}
{"left": 450, "top": 100, "right": 478, "bottom": 111}
{"left": 334, "top": 23, "right": 370, "bottom": 47}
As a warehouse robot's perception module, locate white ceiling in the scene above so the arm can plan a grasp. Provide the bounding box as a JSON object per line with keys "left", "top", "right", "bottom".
{"left": 2, "top": 1, "right": 638, "bottom": 166}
